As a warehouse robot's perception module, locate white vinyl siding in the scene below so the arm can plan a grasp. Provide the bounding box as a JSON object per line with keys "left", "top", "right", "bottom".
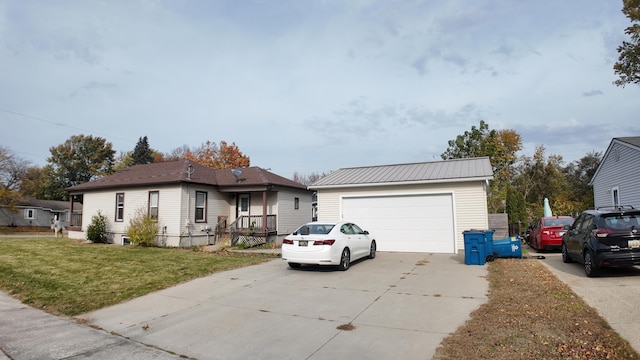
{"left": 277, "top": 189, "right": 313, "bottom": 235}
{"left": 592, "top": 141, "right": 640, "bottom": 209}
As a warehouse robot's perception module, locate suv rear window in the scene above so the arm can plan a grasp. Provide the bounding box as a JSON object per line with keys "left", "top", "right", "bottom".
{"left": 598, "top": 213, "right": 640, "bottom": 231}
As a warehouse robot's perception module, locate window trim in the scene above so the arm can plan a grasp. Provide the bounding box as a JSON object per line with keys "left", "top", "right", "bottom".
{"left": 195, "top": 191, "right": 207, "bottom": 223}
{"left": 611, "top": 186, "right": 620, "bottom": 208}
{"left": 115, "top": 193, "right": 125, "bottom": 222}
{"left": 148, "top": 191, "right": 159, "bottom": 221}
{"left": 294, "top": 197, "right": 299, "bottom": 210}
{"left": 24, "top": 209, "right": 36, "bottom": 219}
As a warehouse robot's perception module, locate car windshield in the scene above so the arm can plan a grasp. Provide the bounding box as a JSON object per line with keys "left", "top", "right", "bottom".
{"left": 298, "top": 224, "right": 335, "bottom": 235}
{"left": 599, "top": 214, "right": 640, "bottom": 231}
{"left": 543, "top": 218, "right": 574, "bottom": 227}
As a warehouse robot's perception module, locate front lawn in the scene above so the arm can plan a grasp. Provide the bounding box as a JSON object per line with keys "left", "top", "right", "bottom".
{"left": 0, "top": 237, "right": 274, "bottom": 316}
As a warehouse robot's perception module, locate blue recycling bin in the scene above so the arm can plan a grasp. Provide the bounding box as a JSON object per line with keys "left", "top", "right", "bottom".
{"left": 463, "top": 230, "right": 495, "bottom": 265}
{"left": 491, "top": 236, "right": 522, "bottom": 258}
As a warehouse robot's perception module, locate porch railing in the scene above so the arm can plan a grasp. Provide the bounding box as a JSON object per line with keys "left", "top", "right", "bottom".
{"left": 229, "top": 215, "right": 276, "bottom": 246}
{"left": 70, "top": 213, "right": 83, "bottom": 228}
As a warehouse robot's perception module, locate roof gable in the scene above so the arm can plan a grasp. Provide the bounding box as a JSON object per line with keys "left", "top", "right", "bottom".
{"left": 66, "top": 160, "right": 307, "bottom": 192}
{"left": 310, "top": 157, "right": 493, "bottom": 188}
{"left": 589, "top": 136, "right": 640, "bottom": 185}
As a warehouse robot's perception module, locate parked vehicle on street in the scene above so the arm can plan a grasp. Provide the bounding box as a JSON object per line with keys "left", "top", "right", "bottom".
{"left": 281, "top": 221, "right": 376, "bottom": 271}
{"left": 562, "top": 206, "right": 640, "bottom": 277}
{"left": 528, "top": 216, "right": 575, "bottom": 251}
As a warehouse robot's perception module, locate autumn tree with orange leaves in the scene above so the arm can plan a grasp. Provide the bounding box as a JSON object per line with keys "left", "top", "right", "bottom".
{"left": 175, "top": 140, "right": 250, "bottom": 169}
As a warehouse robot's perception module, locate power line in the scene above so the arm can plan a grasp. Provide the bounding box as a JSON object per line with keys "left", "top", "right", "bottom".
{"left": 0, "top": 107, "right": 136, "bottom": 144}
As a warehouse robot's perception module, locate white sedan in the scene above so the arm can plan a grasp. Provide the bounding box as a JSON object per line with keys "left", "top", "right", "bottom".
{"left": 281, "top": 221, "right": 376, "bottom": 271}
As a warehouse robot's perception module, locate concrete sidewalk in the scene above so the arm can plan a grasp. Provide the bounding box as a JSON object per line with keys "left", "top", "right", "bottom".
{"left": 0, "top": 292, "right": 183, "bottom": 359}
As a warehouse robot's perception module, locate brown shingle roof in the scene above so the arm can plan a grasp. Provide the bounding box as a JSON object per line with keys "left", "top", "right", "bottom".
{"left": 67, "top": 160, "right": 307, "bottom": 192}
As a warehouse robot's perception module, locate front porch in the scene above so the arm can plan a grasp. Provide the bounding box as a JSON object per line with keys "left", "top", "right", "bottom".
{"left": 228, "top": 215, "right": 277, "bottom": 247}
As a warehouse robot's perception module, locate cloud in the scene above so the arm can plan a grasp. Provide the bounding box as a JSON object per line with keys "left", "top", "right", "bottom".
{"left": 582, "top": 90, "right": 603, "bottom": 97}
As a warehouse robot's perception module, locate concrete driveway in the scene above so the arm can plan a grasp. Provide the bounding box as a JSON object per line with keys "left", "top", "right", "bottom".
{"left": 533, "top": 247, "right": 640, "bottom": 354}
{"left": 77, "top": 252, "right": 488, "bottom": 360}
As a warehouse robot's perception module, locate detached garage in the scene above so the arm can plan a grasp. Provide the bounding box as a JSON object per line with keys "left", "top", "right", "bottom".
{"left": 309, "top": 157, "right": 493, "bottom": 254}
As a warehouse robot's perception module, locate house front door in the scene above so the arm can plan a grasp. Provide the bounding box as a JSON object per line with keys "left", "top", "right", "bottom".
{"left": 238, "top": 194, "right": 250, "bottom": 228}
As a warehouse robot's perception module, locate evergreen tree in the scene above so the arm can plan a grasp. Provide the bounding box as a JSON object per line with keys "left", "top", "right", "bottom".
{"left": 131, "top": 136, "right": 153, "bottom": 165}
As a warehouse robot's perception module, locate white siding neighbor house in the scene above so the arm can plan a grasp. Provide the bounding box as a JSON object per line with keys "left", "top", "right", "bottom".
{"left": 66, "top": 160, "right": 312, "bottom": 247}
{"left": 309, "top": 157, "right": 493, "bottom": 253}
{"left": 590, "top": 137, "right": 640, "bottom": 209}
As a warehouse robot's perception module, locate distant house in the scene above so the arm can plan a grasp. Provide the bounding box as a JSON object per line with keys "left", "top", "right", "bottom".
{"left": 66, "top": 160, "right": 313, "bottom": 247}
{"left": 589, "top": 137, "right": 640, "bottom": 209}
{"left": 0, "top": 197, "right": 79, "bottom": 228}
{"left": 309, "top": 157, "right": 494, "bottom": 253}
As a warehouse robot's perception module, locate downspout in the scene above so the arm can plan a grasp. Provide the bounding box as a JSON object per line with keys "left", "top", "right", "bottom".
{"left": 186, "top": 183, "right": 192, "bottom": 247}
{"left": 262, "top": 190, "right": 267, "bottom": 238}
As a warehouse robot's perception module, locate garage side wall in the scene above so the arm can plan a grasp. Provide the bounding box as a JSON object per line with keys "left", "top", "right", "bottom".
{"left": 316, "top": 181, "right": 489, "bottom": 252}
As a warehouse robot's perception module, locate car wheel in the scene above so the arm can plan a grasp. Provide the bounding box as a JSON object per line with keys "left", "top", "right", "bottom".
{"left": 338, "top": 248, "right": 350, "bottom": 271}
{"left": 561, "top": 243, "right": 572, "bottom": 263}
{"left": 583, "top": 250, "right": 599, "bottom": 277}
{"left": 368, "top": 240, "right": 377, "bottom": 259}
{"left": 288, "top": 262, "right": 301, "bottom": 269}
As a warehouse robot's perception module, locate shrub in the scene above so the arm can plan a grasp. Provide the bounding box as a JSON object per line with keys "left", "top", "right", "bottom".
{"left": 126, "top": 207, "right": 159, "bottom": 247}
{"left": 86, "top": 211, "right": 109, "bottom": 243}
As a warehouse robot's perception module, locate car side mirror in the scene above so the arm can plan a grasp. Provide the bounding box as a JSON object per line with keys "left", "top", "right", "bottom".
{"left": 363, "top": 230, "right": 369, "bottom": 235}
{"left": 300, "top": 226, "right": 310, "bottom": 236}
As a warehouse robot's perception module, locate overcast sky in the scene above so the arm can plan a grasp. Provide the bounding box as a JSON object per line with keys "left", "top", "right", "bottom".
{"left": 1, "top": 0, "right": 639, "bottom": 178}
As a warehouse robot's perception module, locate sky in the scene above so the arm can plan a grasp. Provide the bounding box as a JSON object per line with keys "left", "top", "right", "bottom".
{"left": 1, "top": 0, "right": 639, "bottom": 179}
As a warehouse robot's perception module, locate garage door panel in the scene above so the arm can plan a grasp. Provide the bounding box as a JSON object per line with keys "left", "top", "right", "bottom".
{"left": 342, "top": 194, "right": 454, "bottom": 253}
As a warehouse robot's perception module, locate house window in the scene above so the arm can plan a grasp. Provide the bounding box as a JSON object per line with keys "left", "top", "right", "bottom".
{"left": 24, "top": 209, "right": 36, "bottom": 219}
{"left": 612, "top": 186, "right": 620, "bottom": 208}
{"left": 115, "top": 193, "right": 125, "bottom": 222}
{"left": 149, "top": 191, "right": 159, "bottom": 221}
{"left": 294, "top": 197, "right": 300, "bottom": 210}
{"left": 195, "top": 191, "right": 207, "bottom": 223}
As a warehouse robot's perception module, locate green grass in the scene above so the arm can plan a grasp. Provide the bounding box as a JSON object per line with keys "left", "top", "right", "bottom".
{"left": 0, "top": 237, "right": 274, "bottom": 316}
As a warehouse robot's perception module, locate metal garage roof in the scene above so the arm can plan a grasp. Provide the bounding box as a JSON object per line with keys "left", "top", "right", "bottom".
{"left": 309, "top": 157, "right": 493, "bottom": 188}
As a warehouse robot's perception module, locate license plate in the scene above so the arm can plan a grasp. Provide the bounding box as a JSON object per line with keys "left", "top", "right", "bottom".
{"left": 629, "top": 240, "right": 640, "bottom": 248}
{"left": 298, "top": 240, "right": 308, "bottom": 247}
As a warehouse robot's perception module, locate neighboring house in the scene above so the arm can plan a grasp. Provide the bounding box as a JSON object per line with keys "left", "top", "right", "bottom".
{"left": 66, "top": 160, "right": 313, "bottom": 247}
{"left": 0, "top": 197, "right": 80, "bottom": 228}
{"left": 589, "top": 136, "right": 640, "bottom": 209}
{"left": 308, "top": 157, "right": 493, "bottom": 254}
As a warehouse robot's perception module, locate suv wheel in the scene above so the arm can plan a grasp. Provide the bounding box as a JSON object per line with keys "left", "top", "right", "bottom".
{"left": 561, "top": 243, "right": 572, "bottom": 263}
{"left": 583, "top": 250, "right": 599, "bottom": 277}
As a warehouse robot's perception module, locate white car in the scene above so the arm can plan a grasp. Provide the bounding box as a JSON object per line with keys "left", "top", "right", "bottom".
{"left": 281, "top": 221, "right": 376, "bottom": 271}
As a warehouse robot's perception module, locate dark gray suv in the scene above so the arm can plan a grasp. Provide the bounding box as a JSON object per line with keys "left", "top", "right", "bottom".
{"left": 562, "top": 206, "right": 640, "bottom": 277}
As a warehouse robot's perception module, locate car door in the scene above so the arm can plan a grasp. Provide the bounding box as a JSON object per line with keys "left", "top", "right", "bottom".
{"left": 349, "top": 223, "right": 368, "bottom": 259}
{"left": 531, "top": 219, "right": 541, "bottom": 248}
{"left": 576, "top": 215, "right": 594, "bottom": 258}
{"left": 565, "top": 214, "right": 584, "bottom": 255}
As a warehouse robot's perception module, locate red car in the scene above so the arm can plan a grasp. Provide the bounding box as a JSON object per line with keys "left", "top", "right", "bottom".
{"left": 528, "top": 216, "right": 575, "bottom": 251}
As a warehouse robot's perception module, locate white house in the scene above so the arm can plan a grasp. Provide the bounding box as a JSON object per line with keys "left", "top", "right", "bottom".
{"left": 309, "top": 157, "right": 493, "bottom": 253}
{"left": 589, "top": 137, "right": 640, "bottom": 209}
{"left": 66, "top": 160, "right": 313, "bottom": 247}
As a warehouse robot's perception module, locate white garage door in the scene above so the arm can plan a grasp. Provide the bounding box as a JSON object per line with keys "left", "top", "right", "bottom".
{"left": 342, "top": 194, "right": 455, "bottom": 253}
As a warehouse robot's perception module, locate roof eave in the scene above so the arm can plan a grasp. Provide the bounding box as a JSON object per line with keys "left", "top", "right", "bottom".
{"left": 309, "top": 176, "right": 493, "bottom": 190}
